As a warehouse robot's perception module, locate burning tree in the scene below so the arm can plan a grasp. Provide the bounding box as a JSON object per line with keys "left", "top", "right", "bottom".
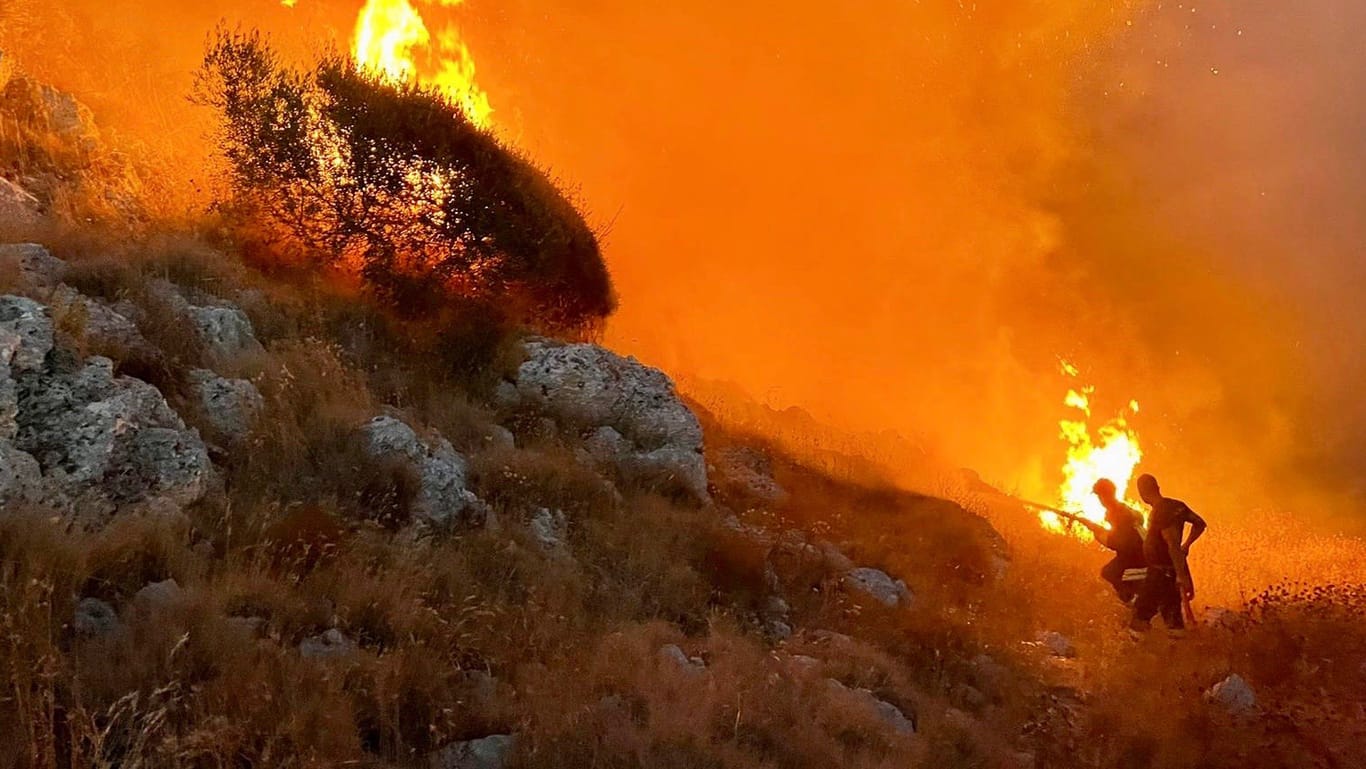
{"left": 194, "top": 30, "right": 614, "bottom": 328}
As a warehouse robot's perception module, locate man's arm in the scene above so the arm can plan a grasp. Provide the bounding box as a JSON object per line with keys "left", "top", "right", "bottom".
{"left": 1164, "top": 525, "right": 1195, "bottom": 600}
{"left": 1181, "top": 507, "right": 1207, "bottom": 554}
{"left": 1080, "top": 519, "right": 1110, "bottom": 543}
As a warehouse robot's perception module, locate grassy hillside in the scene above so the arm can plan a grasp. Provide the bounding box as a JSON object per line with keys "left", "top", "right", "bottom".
{"left": 0, "top": 53, "right": 1364, "bottom": 769}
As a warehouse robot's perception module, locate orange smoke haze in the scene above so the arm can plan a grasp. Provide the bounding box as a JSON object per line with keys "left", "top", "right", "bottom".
{"left": 3, "top": 1, "right": 1363, "bottom": 524}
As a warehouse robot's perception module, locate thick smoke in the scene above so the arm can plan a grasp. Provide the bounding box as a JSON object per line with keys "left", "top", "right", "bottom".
{"left": 3, "top": 1, "right": 1362, "bottom": 523}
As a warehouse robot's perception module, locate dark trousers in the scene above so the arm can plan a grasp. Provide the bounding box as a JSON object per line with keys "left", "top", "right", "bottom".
{"left": 1101, "top": 557, "right": 1138, "bottom": 603}
{"left": 1133, "top": 566, "right": 1185, "bottom": 629}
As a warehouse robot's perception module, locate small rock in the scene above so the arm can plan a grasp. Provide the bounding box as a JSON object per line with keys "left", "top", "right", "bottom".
{"left": 843, "top": 567, "right": 912, "bottom": 608}
{"left": 485, "top": 424, "right": 515, "bottom": 451}
{"left": 528, "top": 507, "right": 569, "bottom": 555}
{"left": 507, "top": 339, "right": 708, "bottom": 501}
{"left": 968, "top": 653, "right": 1009, "bottom": 701}
{"left": 1012, "top": 751, "right": 1037, "bottom": 769}
{"left": 186, "top": 303, "right": 262, "bottom": 360}
{"left": 715, "top": 446, "right": 788, "bottom": 505}
{"left": 819, "top": 541, "right": 856, "bottom": 573}
{"left": 1035, "top": 631, "right": 1076, "bottom": 659}
{"left": 659, "top": 644, "right": 705, "bottom": 676}
{"left": 785, "top": 654, "right": 821, "bottom": 676}
{"left": 764, "top": 595, "right": 791, "bottom": 619}
{"left": 825, "top": 679, "right": 916, "bottom": 736}
{"left": 132, "top": 579, "right": 184, "bottom": 612}
{"left": 430, "top": 734, "right": 515, "bottom": 769}
{"left": 187, "top": 369, "right": 262, "bottom": 444}
{"left": 766, "top": 620, "right": 793, "bottom": 641}
{"left": 299, "top": 628, "right": 357, "bottom": 659}
{"left": 1205, "top": 674, "right": 1257, "bottom": 714}
{"left": 72, "top": 597, "right": 118, "bottom": 637}
{"left": 359, "top": 416, "right": 480, "bottom": 527}
{"left": 869, "top": 696, "right": 917, "bottom": 736}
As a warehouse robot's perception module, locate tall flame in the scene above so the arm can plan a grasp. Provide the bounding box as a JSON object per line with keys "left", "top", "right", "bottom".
{"left": 285, "top": 0, "right": 493, "bottom": 129}
{"left": 1042, "top": 362, "right": 1144, "bottom": 538}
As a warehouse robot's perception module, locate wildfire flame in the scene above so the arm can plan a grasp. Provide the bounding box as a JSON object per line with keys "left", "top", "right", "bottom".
{"left": 1042, "top": 361, "right": 1145, "bottom": 538}
{"left": 285, "top": 0, "right": 493, "bottom": 129}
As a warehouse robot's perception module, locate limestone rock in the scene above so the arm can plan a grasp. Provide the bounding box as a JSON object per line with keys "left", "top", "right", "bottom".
{"left": 430, "top": 735, "right": 515, "bottom": 769}
{"left": 49, "top": 284, "right": 151, "bottom": 356}
{"left": 360, "top": 416, "right": 480, "bottom": 527}
{"left": 825, "top": 680, "right": 916, "bottom": 736}
{"left": 0, "top": 244, "right": 65, "bottom": 291}
{"left": 13, "top": 353, "right": 211, "bottom": 523}
{"left": 1205, "top": 674, "right": 1257, "bottom": 714}
{"left": 0, "top": 295, "right": 54, "bottom": 373}
{"left": 528, "top": 507, "right": 569, "bottom": 555}
{"left": 187, "top": 303, "right": 262, "bottom": 360}
{"left": 1, "top": 76, "right": 100, "bottom": 145}
{"left": 0, "top": 440, "right": 42, "bottom": 505}
{"left": 505, "top": 339, "right": 708, "bottom": 500}
{"left": 188, "top": 369, "right": 262, "bottom": 444}
{"left": 843, "top": 567, "right": 912, "bottom": 608}
{"left": 714, "top": 446, "right": 788, "bottom": 505}
{"left": 659, "top": 644, "right": 706, "bottom": 676}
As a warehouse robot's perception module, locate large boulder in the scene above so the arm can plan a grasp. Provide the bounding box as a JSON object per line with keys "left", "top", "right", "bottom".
{"left": 505, "top": 339, "right": 707, "bottom": 500}
{"left": 1, "top": 75, "right": 100, "bottom": 146}
{"left": 359, "top": 416, "right": 482, "bottom": 527}
{"left": 12, "top": 348, "right": 211, "bottom": 523}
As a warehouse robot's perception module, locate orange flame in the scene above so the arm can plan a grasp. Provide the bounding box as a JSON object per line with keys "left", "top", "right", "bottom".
{"left": 1042, "top": 361, "right": 1144, "bottom": 538}
{"left": 284, "top": 0, "right": 493, "bottom": 129}
{"left": 353, "top": 0, "right": 493, "bottom": 129}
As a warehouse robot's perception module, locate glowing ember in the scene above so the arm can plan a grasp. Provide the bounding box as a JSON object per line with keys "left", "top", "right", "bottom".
{"left": 1042, "top": 362, "right": 1144, "bottom": 538}
{"left": 286, "top": 0, "right": 494, "bottom": 129}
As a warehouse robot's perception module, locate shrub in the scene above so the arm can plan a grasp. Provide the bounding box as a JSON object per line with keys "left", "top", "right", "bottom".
{"left": 193, "top": 29, "right": 614, "bottom": 329}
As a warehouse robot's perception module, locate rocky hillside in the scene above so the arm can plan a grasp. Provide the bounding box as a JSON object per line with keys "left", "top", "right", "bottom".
{"left": 2, "top": 60, "right": 1363, "bottom": 769}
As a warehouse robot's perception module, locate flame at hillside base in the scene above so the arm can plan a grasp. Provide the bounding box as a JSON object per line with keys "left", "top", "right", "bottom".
{"left": 285, "top": 0, "right": 493, "bottom": 129}
{"left": 1041, "top": 365, "right": 1144, "bottom": 539}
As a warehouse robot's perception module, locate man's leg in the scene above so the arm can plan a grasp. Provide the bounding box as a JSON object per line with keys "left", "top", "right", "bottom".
{"left": 1160, "top": 578, "right": 1187, "bottom": 636}
{"left": 1100, "top": 557, "right": 1128, "bottom": 601}
{"left": 1130, "top": 569, "right": 1166, "bottom": 635}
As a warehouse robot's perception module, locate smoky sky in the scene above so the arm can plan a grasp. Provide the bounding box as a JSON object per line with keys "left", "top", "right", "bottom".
{"left": 4, "top": 1, "right": 1364, "bottom": 521}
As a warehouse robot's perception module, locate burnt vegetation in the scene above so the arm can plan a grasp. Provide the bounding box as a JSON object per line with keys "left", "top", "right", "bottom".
{"left": 193, "top": 30, "right": 614, "bottom": 329}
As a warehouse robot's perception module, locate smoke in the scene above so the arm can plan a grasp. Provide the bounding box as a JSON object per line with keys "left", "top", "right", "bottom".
{"left": 4, "top": 1, "right": 1363, "bottom": 523}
